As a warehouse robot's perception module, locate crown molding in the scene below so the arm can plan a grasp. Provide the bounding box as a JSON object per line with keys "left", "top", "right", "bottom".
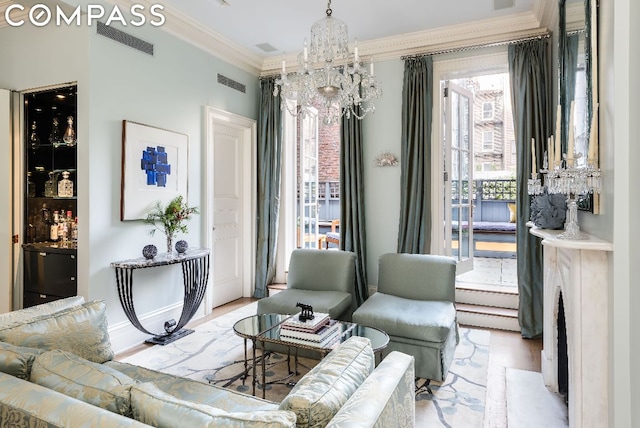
{"left": 262, "top": 9, "right": 550, "bottom": 74}
{"left": 104, "top": 0, "right": 263, "bottom": 75}
{"left": 532, "top": 0, "right": 557, "bottom": 31}
{"left": 101, "top": 0, "right": 553, "bottom": 77}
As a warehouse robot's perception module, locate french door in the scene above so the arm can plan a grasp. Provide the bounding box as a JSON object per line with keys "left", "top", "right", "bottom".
{"left": 443, "top": 81, "right": 474, "bottom": 274}
{"left": 297, "top": 110, "right": 320, "bottom": 249}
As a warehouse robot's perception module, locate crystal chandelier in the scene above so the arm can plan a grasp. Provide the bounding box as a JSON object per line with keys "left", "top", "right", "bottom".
{"left": 274, "top": 0, "right": 382, "bottom": 125}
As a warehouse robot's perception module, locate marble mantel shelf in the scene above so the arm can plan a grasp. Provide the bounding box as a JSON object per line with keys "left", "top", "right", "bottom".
{"left": 527, "top": 222, "right": 613, "bottom": 252}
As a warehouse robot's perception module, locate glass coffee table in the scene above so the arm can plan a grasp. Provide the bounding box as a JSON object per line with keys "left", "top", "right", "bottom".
{"left": 233, "top": 314, "right": 389, "bottom": 398}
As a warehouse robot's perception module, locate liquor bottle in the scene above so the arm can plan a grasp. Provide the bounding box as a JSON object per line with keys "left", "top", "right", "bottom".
{"left": 27, "top": 172, "right": 35, "bottom": 197}
{"left": 71, "top": 217, "right": 78, "bottom": 242}
{"left": 50, "top": 211, "right": 59, "bottom": 241}
{"left": 29, "top": 121, "right": 40, "bottom": 150}
{"left": 41, "top": 203, "right": 51, "bottom": 224}
{"left": 58, "top": 219, "right": 67, "bottom": 243}
{"left": 58, "top": 171, "right": 73, "bottom": 197}
{"left": 41, "top": 203, "right": 51, "bottom": 242}
{"left": 49, "top": 117, "right": 62, "bottom": 147}
{"left": 63, "top": 116, "right": 76, "bottom": 146}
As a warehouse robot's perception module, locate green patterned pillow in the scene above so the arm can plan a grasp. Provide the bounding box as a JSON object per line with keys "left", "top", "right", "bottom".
{"left": 131, "top": 382, "right": 297, "bottom": 427}
{"left": 31, "top": 349, "right": 136, "bottom": 417}
{"left": 0, "top": 341, "right": 43, "bottom": 379}
{"left": 279, "top": 336, "right": 374, "bottom": 428}
{"left": 0, "top": 296, "right": 85, "bottom": 329}
{"left": 0, "top": 300, "right": 114, "bottom": 363}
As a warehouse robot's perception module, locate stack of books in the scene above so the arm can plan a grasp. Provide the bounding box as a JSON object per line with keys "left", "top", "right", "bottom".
{"left": 280, "top": 312, "right": 342, "bottom": 348}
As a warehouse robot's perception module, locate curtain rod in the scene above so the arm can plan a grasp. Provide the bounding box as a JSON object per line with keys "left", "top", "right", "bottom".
{"left": 401, "top": 33, "right": 551, "bottom": 60}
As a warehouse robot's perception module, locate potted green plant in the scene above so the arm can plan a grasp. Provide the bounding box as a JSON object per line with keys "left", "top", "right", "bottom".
{"left": 143, "top": 195, "right": 199, "bottom": 254}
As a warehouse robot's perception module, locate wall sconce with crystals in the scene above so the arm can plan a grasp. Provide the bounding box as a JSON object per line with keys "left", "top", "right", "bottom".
{"left": 274, "top": 0, "right": 382, "bottom": 125}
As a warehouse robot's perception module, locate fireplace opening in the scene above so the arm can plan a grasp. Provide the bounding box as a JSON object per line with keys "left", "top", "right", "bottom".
{"left": 558, "top": 292, "right": 569, "bottom": 405}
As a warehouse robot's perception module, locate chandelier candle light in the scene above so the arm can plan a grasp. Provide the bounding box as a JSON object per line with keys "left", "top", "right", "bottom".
{"left": 274, "top": 0, "right": 382, "bottom": 125}
{"left": 528, "top": 102, "right": 602, "bottom": 240}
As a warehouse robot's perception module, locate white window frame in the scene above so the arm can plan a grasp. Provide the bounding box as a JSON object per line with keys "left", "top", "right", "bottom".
{"left": 482, "top": 130, "right": 494, "bottom": 151}
{"left": 483, "top": 101, "right": 494, "bottom": 120}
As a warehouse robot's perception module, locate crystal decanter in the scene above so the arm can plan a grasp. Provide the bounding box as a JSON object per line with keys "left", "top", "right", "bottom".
{"left": 44, "top": 171, "right": 57, "bottom": 197}
{"left": 57, "top": 170, "right": 73, "bottom": 198}
{"left": 29, "top": 121, "right": 40, "bottom": 150}
{"left": 49, "top": 117, "right": 62, "bottom": 147}
{"left": 62, "top": 116, "right": 76, "bottom": 146}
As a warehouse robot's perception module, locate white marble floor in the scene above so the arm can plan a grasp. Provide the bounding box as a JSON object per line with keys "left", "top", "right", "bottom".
{"left": 457, "top": 257, "right": 518, "bottom": 289}
{"left": 506, "top": 368, "right": 568, "bottom": 428}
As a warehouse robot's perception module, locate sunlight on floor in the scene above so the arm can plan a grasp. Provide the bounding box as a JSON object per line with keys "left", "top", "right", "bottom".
{"left": 456, "top": 257, "right": 517, "bottom": 288}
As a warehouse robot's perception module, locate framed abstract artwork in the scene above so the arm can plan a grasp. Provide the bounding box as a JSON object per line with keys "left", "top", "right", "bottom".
{"left": 120, "top": 120, "right": 189, "bottom": 221}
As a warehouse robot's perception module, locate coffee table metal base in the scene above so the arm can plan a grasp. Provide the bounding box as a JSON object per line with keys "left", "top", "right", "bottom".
{"left": 233, "top": 314, "right": 389, "bottom": 399}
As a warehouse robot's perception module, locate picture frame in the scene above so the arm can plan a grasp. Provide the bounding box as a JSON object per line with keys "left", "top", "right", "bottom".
{"left": 120, "top": 120, "right": 189, "bottom": 221}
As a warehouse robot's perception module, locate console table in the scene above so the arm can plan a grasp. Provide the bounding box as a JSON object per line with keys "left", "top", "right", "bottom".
{"left": 111, "top": 248, "right": 210, "bottom": 345}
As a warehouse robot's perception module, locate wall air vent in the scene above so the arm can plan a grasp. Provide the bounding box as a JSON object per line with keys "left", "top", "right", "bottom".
{"left": 96, "top": 22, "right": 154, "bottom": 56}
{"left": 217, "top": 74, "right": 246, "bottom": 94}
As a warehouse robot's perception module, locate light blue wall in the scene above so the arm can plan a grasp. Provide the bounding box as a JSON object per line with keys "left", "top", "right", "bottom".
{"left": 84, "top": 22, "right": 259, "bottom": 331}
{"left": 362, "top": 59, "right": 404, "bottom": 284}
{"left": 0, "top": 17, "right": 259, "bottom": 346}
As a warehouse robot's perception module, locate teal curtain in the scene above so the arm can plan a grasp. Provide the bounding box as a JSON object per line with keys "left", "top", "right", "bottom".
{"left": 508, "top": 38, "right": 550, "bottom": 338}
{"left": 340, "top": 109, "right": 368, "bottom": 306}
{"left": 397, "top": 56, "right": 433, "bottom": 254}
{"left": 254, "top": 78, "right": 283, "bottom": 298}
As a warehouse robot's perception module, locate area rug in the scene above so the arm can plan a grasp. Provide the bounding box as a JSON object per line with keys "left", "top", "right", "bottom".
{"left": 120, "top": 302, "right": 490, "bottom": 427}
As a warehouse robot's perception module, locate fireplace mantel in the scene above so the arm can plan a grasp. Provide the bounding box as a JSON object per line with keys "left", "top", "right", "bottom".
{"left": 529, "top": 225, "right": 613, "bottom": 427}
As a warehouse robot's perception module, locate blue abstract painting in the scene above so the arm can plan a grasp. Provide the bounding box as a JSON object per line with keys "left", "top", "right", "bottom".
{"left": 141, "top": 146, "right": 171, "bottom": 187}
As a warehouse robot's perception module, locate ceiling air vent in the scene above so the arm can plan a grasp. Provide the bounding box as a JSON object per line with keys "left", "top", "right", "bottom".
{"left": 96, "top": 21, "right": 154, "bottom": 56}
{"left": 217, "top": 74, "right": 246, "bottom": 94}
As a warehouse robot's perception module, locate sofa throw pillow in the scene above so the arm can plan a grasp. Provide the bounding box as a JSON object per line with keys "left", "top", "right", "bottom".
{"left": 279, "top": 336, "right": 374, "bottom": 428}
{"left": 0, "top": 341, "right": 43, "bottom": 379}
{"left": 0, "top": 300, "right": 114, "bottom": 363}
{"left": 0, "top": 296, "right": 85, "bottom": 329}
{"left": 31, "top": 349, "right": 136, "bottom": 417}
{"left": 131, "top": 382, "right": 297, "bottom": 428}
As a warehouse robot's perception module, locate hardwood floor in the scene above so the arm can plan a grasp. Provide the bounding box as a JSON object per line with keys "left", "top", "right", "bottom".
{"left": 115, "top": 297, "right": 543, "bottom": 427}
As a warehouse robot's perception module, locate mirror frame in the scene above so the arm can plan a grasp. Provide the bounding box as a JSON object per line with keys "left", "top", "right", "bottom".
{"left": 558, "top": 0, "right": 599, "bottom": 213}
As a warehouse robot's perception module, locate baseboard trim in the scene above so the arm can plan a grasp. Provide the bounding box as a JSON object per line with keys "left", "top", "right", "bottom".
{"left": 108, "top": 302, "right": 203, "bottom": 354}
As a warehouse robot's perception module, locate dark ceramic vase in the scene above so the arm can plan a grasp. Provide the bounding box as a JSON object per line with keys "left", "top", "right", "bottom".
{"left": 142, "top": 244, "right": 158, "bottom": 260}
{"left": 175, "top": 240, "right": 188, "bottom": 254}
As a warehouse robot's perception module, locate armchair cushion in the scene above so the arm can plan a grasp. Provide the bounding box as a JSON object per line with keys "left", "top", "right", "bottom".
{"left": 288, "top": 249, "right": 356, "bottom": 294}
{"left": 377, "top": 253, "right": 456, "bottom": 302}
{"left": 351, "top": 293, "right": 456, "bottom": 343}
{"left": 258, "top": 249, "right": 357, "bottom": 321}
{"left": 257, "top": 290, "right": 352, "bottom": 321}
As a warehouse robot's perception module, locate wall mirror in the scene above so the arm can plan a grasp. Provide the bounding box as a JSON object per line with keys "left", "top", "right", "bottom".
{"left": 558, "top": 0, "right": 599, "bottom": 213}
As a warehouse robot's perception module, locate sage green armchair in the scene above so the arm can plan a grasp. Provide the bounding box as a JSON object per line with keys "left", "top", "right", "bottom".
{"left": 257, "top": 249, "right": 357, "bottom": 321}
{"left": 352, "top": 253, "right": 458, "bottom": 383}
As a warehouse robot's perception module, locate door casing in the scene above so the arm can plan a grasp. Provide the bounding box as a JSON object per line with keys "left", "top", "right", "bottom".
{"left": 204, "top": 106, "right": 256, "bottom": 312}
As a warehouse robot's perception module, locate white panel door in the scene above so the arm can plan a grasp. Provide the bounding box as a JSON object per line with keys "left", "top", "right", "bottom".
{"left": 211, "top": 123, "right": 245, "bottom": 307}
{"left": 0, "top": 90, "right": 12, "bottom": 313}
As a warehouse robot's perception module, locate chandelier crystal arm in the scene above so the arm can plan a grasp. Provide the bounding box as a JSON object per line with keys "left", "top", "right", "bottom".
{"left": 274, "top": 0, "right": 382, "bottom": 125}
